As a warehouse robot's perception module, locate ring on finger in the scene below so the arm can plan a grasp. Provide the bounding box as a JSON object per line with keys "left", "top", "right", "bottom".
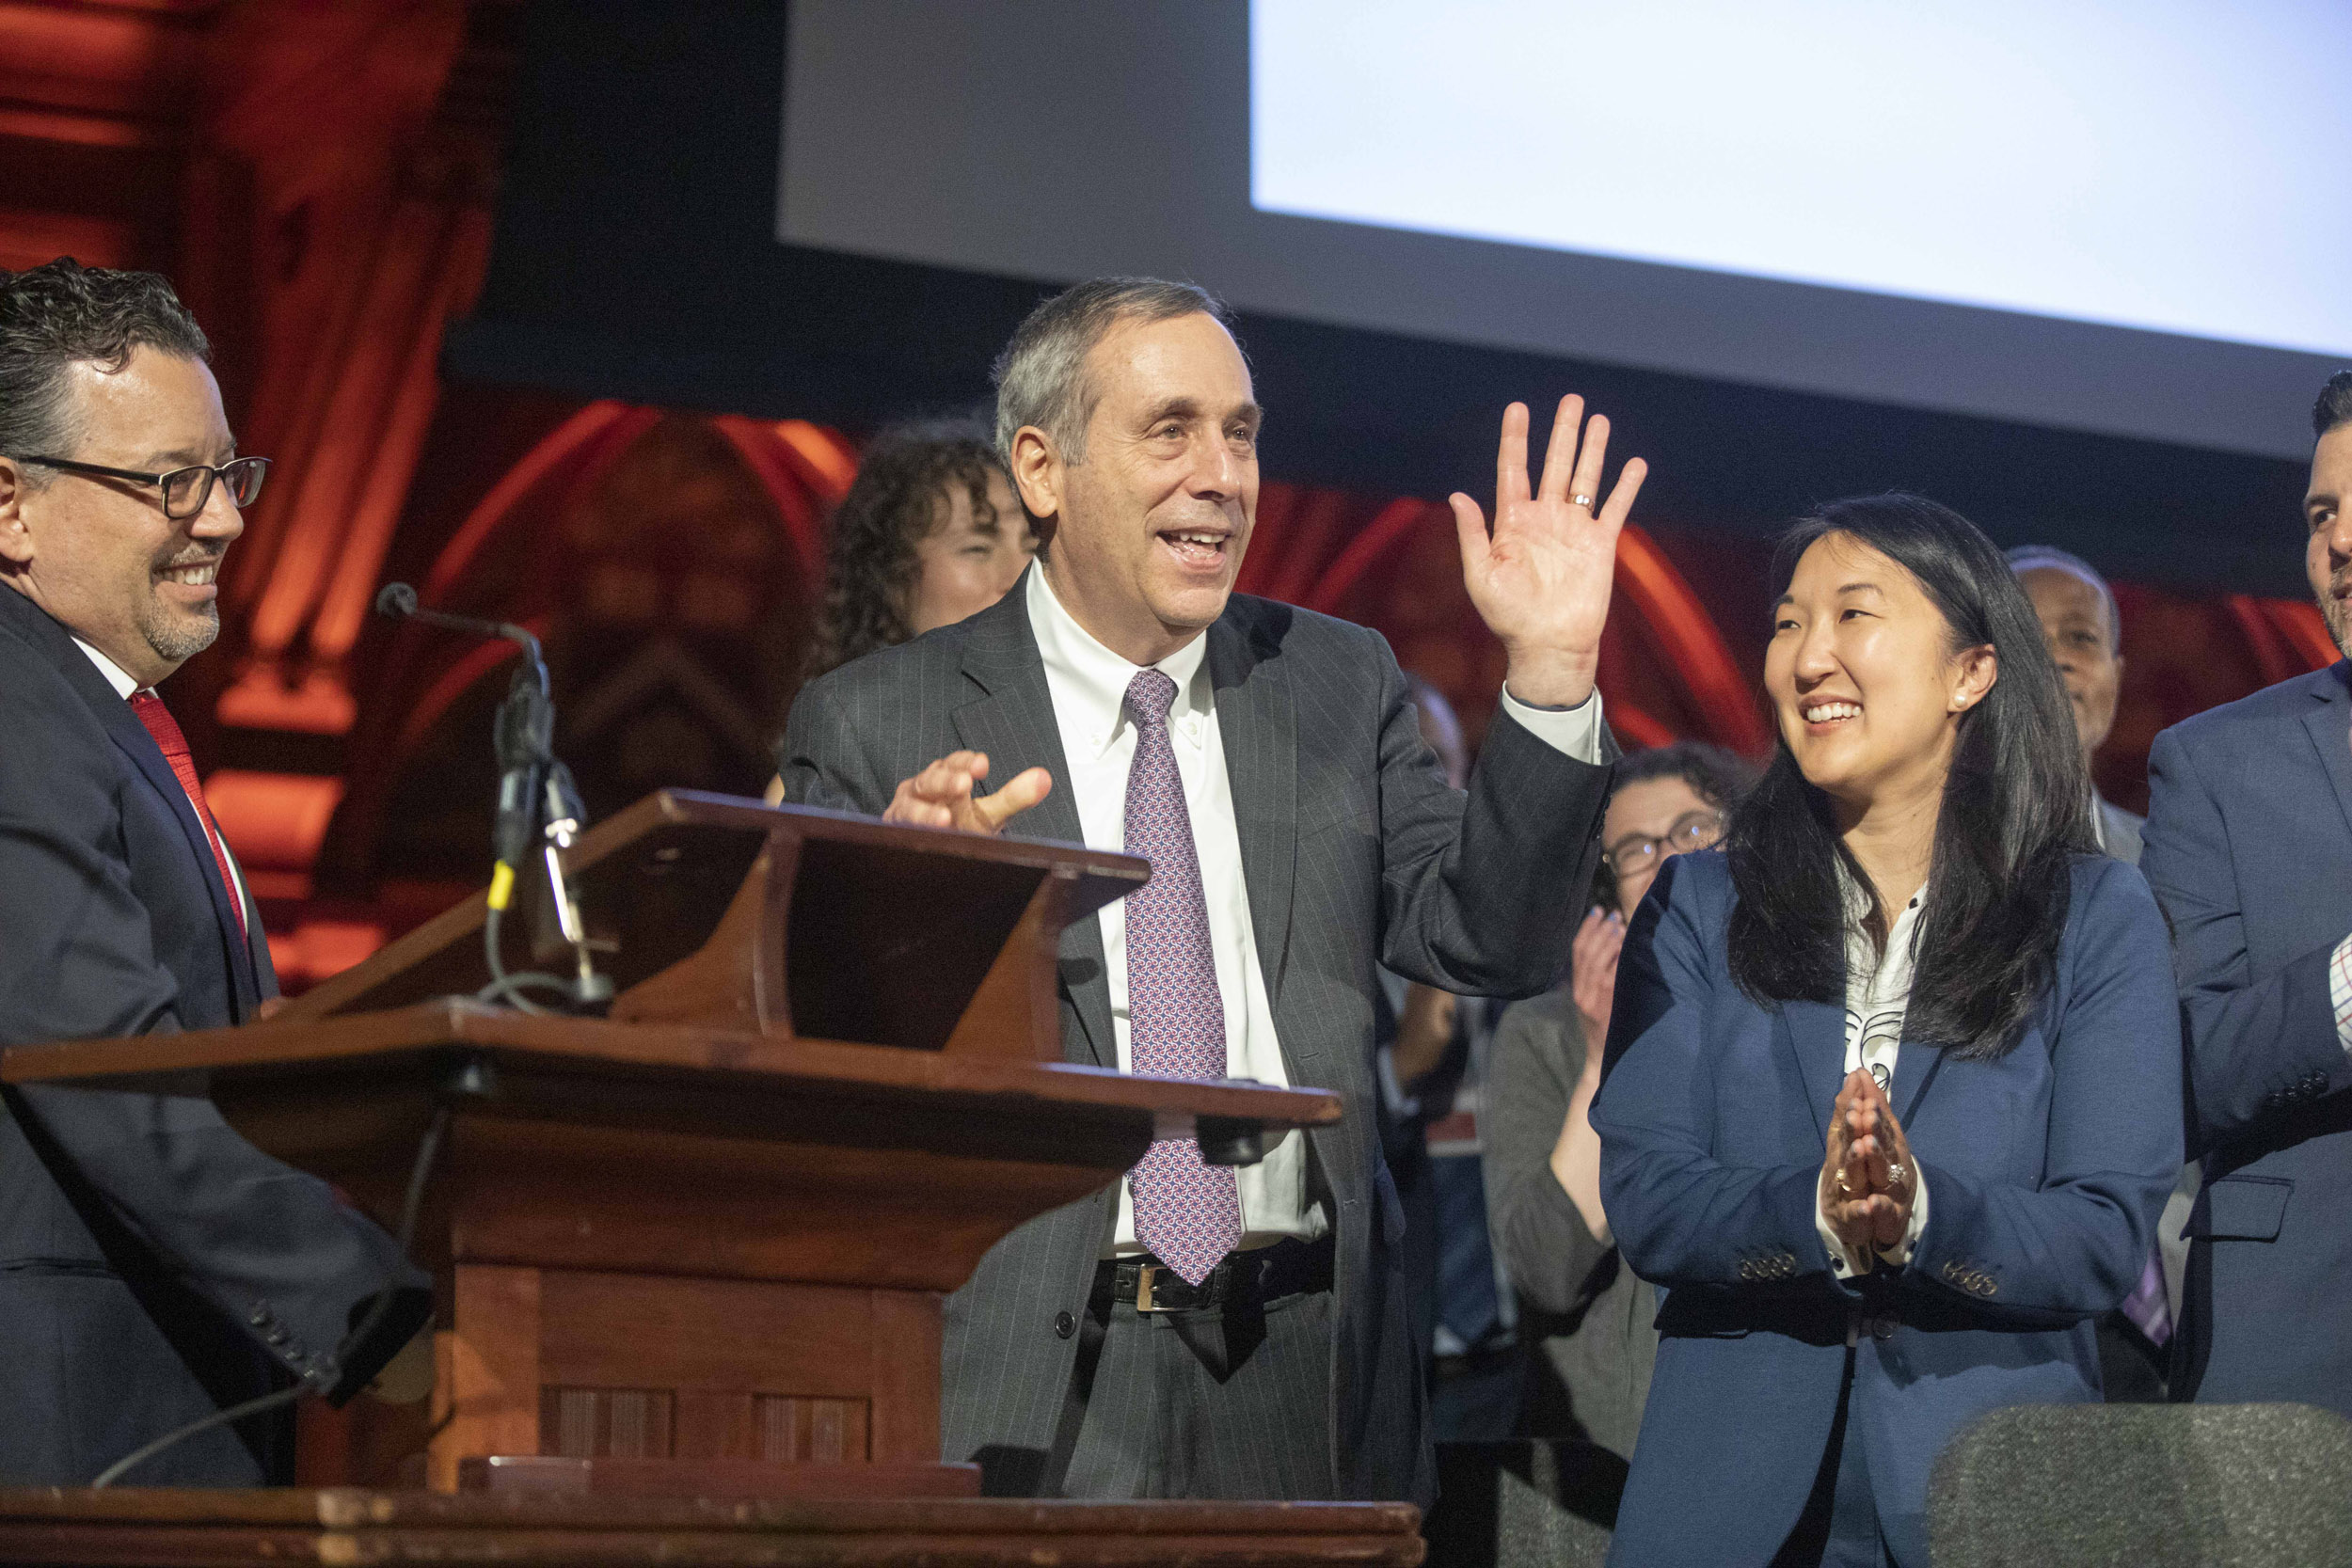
{"left": 1835, "top": 1170, "right": 1852, "bottom": 1196}
{"left": 1571, "top": 492, "right": 1597, "bottom": 509}
{"left": 1886, "top": 1161, "right": 1908, "bottom": 1189}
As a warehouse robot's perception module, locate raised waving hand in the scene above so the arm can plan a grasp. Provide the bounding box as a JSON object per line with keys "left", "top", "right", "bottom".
{"left": 1450, "top": 395, "right": 1647, "bottom": 710}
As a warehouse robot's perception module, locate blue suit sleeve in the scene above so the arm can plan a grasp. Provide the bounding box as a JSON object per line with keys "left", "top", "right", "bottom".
{"left": 2141, "top": 726, "right": 2352, "bottom": 1153}
{"left": 1592, "top": 859, "right": 1834, "bottom": 1287}
{"left": 1906, "top": 862, "right": 2184, "bottom": 1320}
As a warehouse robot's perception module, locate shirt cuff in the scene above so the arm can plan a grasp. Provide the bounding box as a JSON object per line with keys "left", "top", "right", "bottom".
{"left": 2331, "top": 932, "right": 2352, "bottom": 1060}
{"left": 1498, "top": 685, "right": 1607, "bottom": 766}
{"left": 1815, "top": 1165, "right": 1931, "bottom": 1277}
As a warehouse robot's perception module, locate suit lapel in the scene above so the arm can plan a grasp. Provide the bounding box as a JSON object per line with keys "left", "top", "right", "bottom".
{"left": 1209, "top": 612, "right": 1301, "bottom": 1051}
{"left": 1779, "top": 998, "right": 1847, "bottom": 1142}
{"left": 100, "top": 708, "right": 261, "bottom": 1019}
{"left": 2301, "top": 664, "right": 2352, "bottom": 846}
{"left": 952, "top": 582, "right": 1114, "bottom": 1068}
{"left": 0, "top": 592, "right": 261, "bottom": 1019}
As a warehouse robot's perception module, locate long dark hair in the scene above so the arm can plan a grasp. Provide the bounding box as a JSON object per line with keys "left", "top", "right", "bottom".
{"left": 1724, "top": 494, "right": 2094, "bottom": 1060}
{"left": 806, "top": 419, "right": 1010, "bottom": 679}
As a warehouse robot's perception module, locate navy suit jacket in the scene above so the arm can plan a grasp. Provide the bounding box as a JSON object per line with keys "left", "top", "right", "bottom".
{"left": 2141, "top": 661, "right": 2352, "bottom": 1412}
{"left": 1592, "top": 850, "right": 2180, "bottom": 1568}
{"left": 0, "top": 584, "right": 427, "bottom": 1486}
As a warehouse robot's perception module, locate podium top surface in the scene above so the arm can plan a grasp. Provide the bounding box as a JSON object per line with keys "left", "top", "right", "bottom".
{"left": 0, "top": 999, "right": 1339, "bottom": 1130}
{"left": 283, "top": 789, "right": 1151, "bottom": 1030}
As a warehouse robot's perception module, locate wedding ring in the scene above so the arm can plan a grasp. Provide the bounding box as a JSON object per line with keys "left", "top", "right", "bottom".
{"left": 1887, "top": 1161, "right": 1908, "bottom": 1189}
{"left": 1571, "top": 492, "right": 1597, "bottom": 509}
{"left": 1835, "top": 1170, "right": 1852, "bottom": 1196}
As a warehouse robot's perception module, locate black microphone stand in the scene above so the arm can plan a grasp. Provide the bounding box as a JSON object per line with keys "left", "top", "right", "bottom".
{"left": 375, "top": 582, "right": 611, "bottom": 1011}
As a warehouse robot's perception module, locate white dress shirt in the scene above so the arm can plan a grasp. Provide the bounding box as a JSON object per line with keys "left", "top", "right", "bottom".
{"left": 73, "top": 637, "right": 254, "bottom": 923}
{"left": 1817, "top": 865, "right": 1932, "bottom": 1279}
{"left": 1024, "top": 568, "right": 1607, "bottom": 1257}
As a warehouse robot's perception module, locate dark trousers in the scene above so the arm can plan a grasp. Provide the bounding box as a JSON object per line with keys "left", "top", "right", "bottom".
{"left": 1052, "top": 1285, "right": 1337, "bottom": 1499}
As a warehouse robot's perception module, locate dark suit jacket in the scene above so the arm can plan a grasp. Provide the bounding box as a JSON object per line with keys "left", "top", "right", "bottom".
{"left": 779, "top": 575, "right": 1613, "bottom": 1505}
{"left": 0, "top": 584, "right": 428, "bottom": 1486}
{"left": 1592, "top": 851, "right": 2181, "bottom": 1568}
{"left": 2141, "top": 661, "right": 2352, "bottom": 1414}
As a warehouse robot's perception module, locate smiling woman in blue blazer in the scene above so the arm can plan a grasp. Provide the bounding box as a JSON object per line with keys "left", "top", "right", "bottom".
{"left": 1591, "top": 496, "right": 2181, "bottom": 1567}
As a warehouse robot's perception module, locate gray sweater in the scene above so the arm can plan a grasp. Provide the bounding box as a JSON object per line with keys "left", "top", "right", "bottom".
{"left": 1482, "top": 986, "right": 1659, "bottom": 1460}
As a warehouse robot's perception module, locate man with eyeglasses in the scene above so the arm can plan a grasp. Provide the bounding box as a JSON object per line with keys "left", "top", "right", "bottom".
{"left": 1481, "top": 741, "right": 1752, "bottom": 1462}
{"left": 0, "top": 259, "right": 428, "bottom": 1485}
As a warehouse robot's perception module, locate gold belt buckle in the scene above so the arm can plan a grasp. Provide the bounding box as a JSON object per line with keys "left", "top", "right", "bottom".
{"left": 1135, "top": 1261, "right": 1173, "bottom": 1313}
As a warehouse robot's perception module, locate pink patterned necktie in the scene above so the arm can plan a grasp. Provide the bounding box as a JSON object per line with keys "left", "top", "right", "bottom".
{"left": 1121, "top": 667, "right": 1243, "bottom": 1286}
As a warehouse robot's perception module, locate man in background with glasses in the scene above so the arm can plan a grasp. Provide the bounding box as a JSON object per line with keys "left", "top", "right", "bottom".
{"left": 0, "top": 259, "right": 427, "bottom": 1485}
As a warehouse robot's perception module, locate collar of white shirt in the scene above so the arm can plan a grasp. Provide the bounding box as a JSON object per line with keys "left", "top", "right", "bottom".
{"left": 1025, "top": 563, "right": 1212, "bottom": 759}
{"left": 72, "top": 636, "right": 142, "bottom": 700}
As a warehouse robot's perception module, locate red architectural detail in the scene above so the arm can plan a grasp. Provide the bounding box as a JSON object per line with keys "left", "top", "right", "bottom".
{"left": 1611, "top": 525, "right": 1772, "bottom": 755}
{"left": 1303, "top": 499, "right": 1443, "bottom": 614}
{"left": 426, "top": 401, "right": 649, "bottom": 601}
{"left": 709, "top": 416, "right": 833, "bottom": 582}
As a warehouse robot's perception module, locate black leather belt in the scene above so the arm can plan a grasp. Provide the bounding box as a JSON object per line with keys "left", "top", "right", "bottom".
{"left": 1093, "top": 1234, "right": 1335, "bottom": 1314}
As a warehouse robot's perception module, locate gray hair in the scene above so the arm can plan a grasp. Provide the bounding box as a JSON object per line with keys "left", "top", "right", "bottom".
{"left": 2005, "top": 544, "right": 2122, "bottom": 653}
{"left": 990, "top": 277, "right": 1232, "bottom": 467}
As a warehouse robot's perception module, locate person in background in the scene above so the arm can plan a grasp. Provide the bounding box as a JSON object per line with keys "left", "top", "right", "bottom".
{"left": 1595, "top": 495, "right": 2180, "bottom": 1566}
{"left": 1375, "top": 676, "right": 1516, "bottom": 1440}
{"left": 1482, "top": 739, "right": 1754, "bottom": 1462}
{"left": 2006, "top": 543, "right": 2179, "bottom": 1402}
{"left": 2140, "top": 371, "right": 2352, "bottom": 1418}
{"left": 2006, "top": 545, "right": 2141, "bottom": 858}
{"left": 769, "top": 420, "right": 1035, "bottom": 802}
{"left": 804, "top": 417, "right": 1034, "bottom": 680}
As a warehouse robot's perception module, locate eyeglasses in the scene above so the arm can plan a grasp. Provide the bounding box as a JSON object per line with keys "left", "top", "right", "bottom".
{"left": 1604, "top": 809, "right": 1725, "bottom": 879}
{"left": 21, "top": 454, "right": 270, "bottom": 521}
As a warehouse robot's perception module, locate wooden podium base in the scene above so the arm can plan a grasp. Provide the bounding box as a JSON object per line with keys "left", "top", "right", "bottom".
{"left": 0, "top": 1488, "right": 1426, "bottom": 1568}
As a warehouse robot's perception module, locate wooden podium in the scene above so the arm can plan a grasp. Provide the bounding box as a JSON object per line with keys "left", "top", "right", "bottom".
{"left": 0, "top": 792, "right": 1347, "bottom": 1508}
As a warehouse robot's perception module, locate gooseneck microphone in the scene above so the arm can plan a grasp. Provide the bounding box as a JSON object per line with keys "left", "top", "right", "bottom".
{"left": 374, "top": 582, "right": 610, "bottom": 1011}
{"left": 373, "top": 582, "right": 546, "bottom": 687}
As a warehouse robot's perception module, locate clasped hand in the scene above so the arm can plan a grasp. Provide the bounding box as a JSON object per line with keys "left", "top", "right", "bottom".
{"left": 1820, "top": 1068, "right": 1917, "bottom": 1261}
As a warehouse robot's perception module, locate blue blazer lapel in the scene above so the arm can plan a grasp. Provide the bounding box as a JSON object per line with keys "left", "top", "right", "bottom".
{"left": 952, "top": 580, "right": 1115, "bottom": 1069}
{"left": 1208, "top": 612, "right": 1298, "bottom": 1022}
{"left": 2301, "top": 663, "right": 2352, "bottom": 845}
{"left": 1779, "top": 998, "right": 1848, "bottom": 1142}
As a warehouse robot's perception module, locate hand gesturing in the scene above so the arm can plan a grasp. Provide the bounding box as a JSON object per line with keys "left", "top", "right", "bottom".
{"left": 1450, "top": 396, "right": 1648, "bottom": 710}
{"left": 1820, "top": 1069, "right": 1919, "bottom": 1259}
{"left": 882, "top": 751, "right": 1053, "bottom": 834}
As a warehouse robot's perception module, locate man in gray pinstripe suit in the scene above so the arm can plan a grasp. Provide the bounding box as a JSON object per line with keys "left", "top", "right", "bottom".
{"left": 780, "top": 278, "right": 1640, "bottom": 1505}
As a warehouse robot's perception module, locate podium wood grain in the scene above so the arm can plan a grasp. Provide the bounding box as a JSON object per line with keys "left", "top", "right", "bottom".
{"left": 0, "top": 1488, "right": 1427, "bottom": 1567}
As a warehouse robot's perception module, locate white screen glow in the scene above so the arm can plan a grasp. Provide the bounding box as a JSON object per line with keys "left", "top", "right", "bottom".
{"left": 1252, "top": 0, "right": 2352, "bottom": 358}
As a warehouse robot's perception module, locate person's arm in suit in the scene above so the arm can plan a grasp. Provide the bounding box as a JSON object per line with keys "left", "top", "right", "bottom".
{"left": 1485, "top": 997, "right": 1615, "bottom": 1315}
{"left": 1370, "top": 631, "right": 1614, "bottom": 999}
{"left": 1901, "top": 862, "right": 2184, "bottom": 1320}
{"left": 778, "top": 673, "right": 892, "bottom": 816}
{"left": 1591, "top": 857, "right": 1836, "bottom": 1287}
{"left": 0, "top": 663, "right": 427, "bottom": 1402}
{"left": 2142, "top": 726, "right": 2352, "bottom": 1154}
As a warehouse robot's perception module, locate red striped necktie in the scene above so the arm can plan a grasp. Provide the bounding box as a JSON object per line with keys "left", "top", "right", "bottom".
{"left": 127, "top": 690, "right": 247, "bottom": 941}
